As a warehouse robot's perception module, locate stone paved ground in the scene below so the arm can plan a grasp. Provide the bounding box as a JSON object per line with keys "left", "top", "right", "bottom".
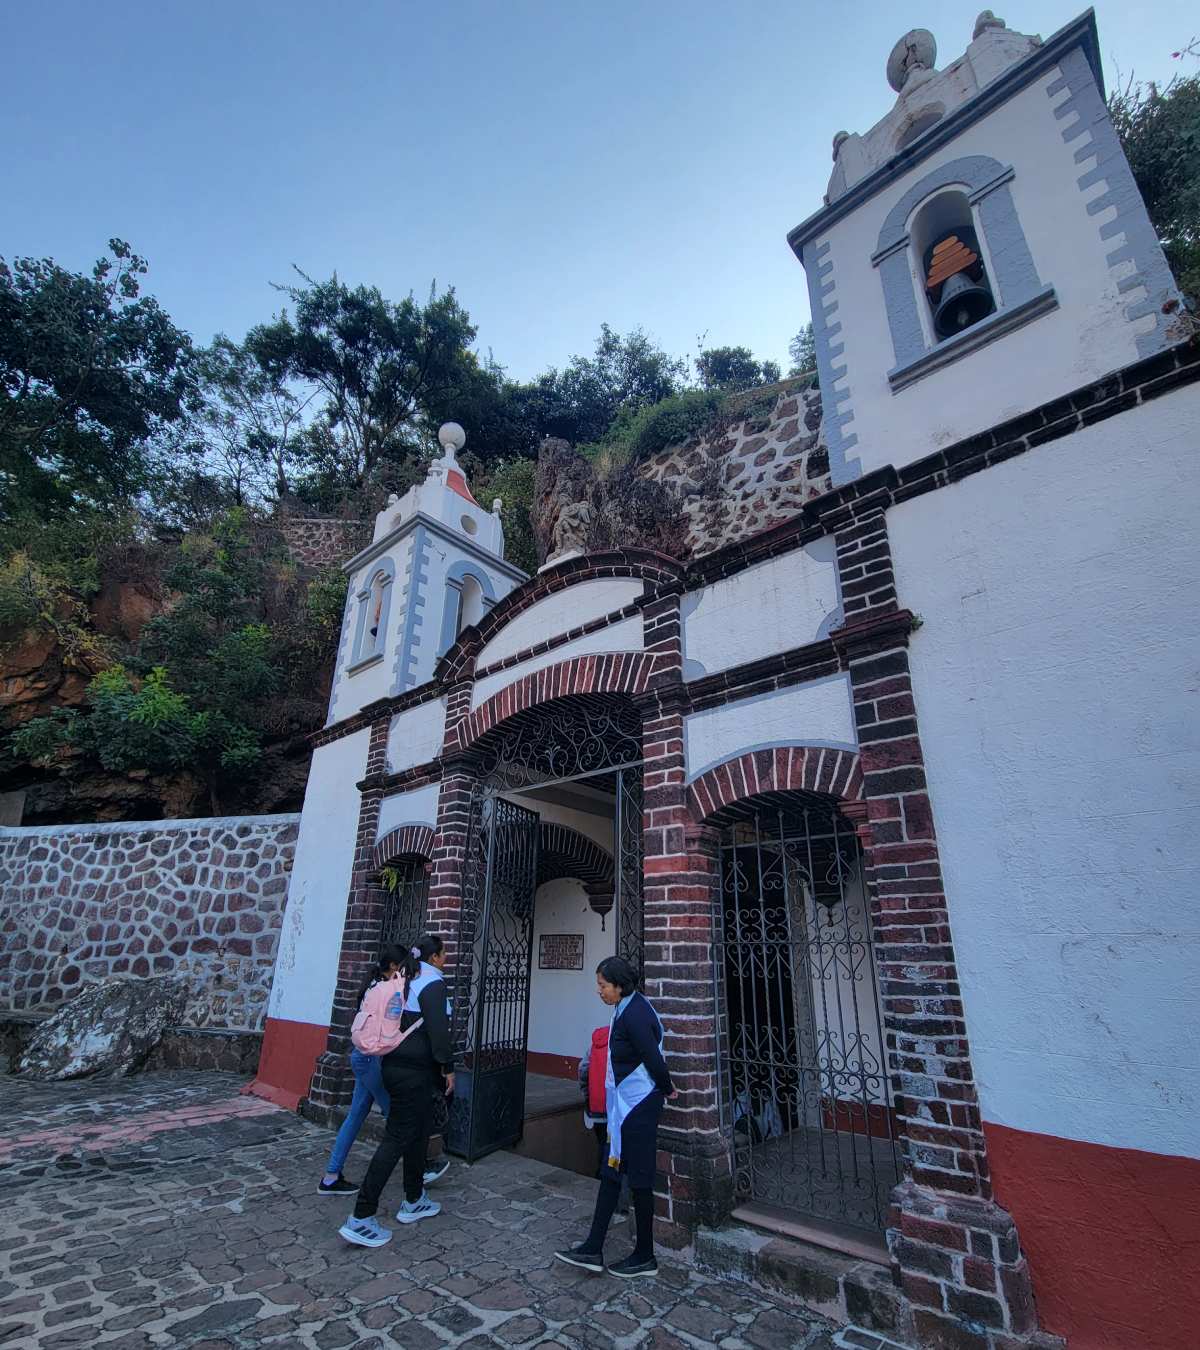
{"left": 0, "top": 1072, "right": 839, "bottom": 1349}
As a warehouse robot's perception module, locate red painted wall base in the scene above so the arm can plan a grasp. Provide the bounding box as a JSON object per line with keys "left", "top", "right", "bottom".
{"left": 245, "top": 1016, "right": 329, "bottom": 1111}
{"left": 526, "top": 1051, "right": 580, "bottom": 1080}
{"left": 985, "top": 1120, "right": 1200, "bottom": 1350}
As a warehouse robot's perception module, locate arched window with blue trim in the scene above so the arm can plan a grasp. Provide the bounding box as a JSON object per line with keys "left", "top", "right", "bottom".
{"left": 437, "top": 561, "right": 497, "bottom": 657}
{"left": 349, "top": 557, "right": 396, "bottom": 671}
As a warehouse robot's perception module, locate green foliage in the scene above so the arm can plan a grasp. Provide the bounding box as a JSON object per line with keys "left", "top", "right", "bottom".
{"left": 695, "top": 346, "right": 781, "bottom": 391}
{"left": 1110, "top": 69, "right": 1200, "bottom": 303}
{"left": 0, "top": 239, "right": 193, "bottom": 518}
{"left": 473, "top": 458, "right": 538, "bottom": 574}
{"left": 589, "top": 389, "right": 727, "bottom": 467}
{"left": 788, "top": 323, "right": 817, "bottom": 377}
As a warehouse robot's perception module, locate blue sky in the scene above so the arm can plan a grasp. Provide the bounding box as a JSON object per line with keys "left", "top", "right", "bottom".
{"left": 2, "top": 2, "right": 1192, "bottom": 383}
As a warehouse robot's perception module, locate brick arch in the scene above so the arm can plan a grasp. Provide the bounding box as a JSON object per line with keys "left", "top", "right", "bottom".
{"left": 687, "top": 746, "right": 863, "bottom": 822}
{"left": 370, "top": 824, "right": 435, "bottom": 875}
{"left": 537, "top": 822, "right": 613, "bottom": 892}
{"left": 436, "top": 548, "right": 685, "bottom": 684}
{"left": 458, "top": 652, "right": 656, "bottom": 749}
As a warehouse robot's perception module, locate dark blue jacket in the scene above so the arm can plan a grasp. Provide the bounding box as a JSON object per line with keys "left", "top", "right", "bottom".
{"left": 609, "top": 991, "right": 673, "bottom": 1096}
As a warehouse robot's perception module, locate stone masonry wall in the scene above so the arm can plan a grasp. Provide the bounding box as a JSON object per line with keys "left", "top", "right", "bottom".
{"left": 638, "top": 379, "right": 830, "bottom": 557}
{"left": 277, "top": 517, "right": 369, "bottom": 570}
{"left": 0, "top": 814, "right": 299, "bottom": 1032}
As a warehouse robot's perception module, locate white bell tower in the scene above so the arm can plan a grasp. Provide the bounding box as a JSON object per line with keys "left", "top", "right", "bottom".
{"left": 790, "top": 10, "right": 1183, "bottom": 485}
{"left": 325, "top": 422, "right": 528, "bottom": 725}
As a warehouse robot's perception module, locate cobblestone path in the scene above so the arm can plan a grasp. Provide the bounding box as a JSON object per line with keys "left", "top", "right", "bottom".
{"left": 0, "top": 1072, "right": 838, "bottom": 1349}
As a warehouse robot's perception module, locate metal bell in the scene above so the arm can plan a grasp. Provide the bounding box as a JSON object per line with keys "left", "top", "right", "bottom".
{"left": 933, "top": 269, "right": 994, "bottom": 338}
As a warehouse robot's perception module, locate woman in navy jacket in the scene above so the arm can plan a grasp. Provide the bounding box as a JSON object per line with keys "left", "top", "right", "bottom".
{"left": 556, "top": 956, "right": 675, "bottom": 1278}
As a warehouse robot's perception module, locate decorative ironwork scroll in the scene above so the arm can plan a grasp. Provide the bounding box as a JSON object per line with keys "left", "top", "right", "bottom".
{"left": 378, "top": 859, "right": 429, "bottom": 949}
{"left": 715, "top": 797, "right": 900, "bottom": 1232}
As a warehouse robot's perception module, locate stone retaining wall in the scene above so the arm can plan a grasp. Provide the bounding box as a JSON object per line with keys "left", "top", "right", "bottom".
{"left": 277, "top": 517, "right": 369, "bottom": 569}
{"left": 0, "top": 814, "right": 299, "bottom": 1032}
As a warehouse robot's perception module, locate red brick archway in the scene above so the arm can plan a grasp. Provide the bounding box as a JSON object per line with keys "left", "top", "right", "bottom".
{"left": 370, "top": 824, "right": 435, "bottom": 875}
{"left": 687, "top": 746, "right": 863, "bottom": 822}
{"left": 457, "top": 651, "right": 657, "bottom": 749}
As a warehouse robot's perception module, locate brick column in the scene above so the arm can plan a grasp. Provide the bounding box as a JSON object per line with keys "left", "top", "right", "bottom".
{"left": 828, "top": 505, "right": 1057, "bottom": 1350}
{"left": 305, "top": 716, "right": 390, "bottom": 1112}
{"left": 430, "top": 676, "right": 483, "bottom": 983}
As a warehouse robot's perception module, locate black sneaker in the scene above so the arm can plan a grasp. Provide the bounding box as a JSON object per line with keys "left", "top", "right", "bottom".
{"left": 554, "top": 1245, "right": 604, "bottom": 1273}
{"left": 318, "top": 1175, "right": 359, "bottom": 1195}
{"left": 608, "top": 1253, "right": 658, "bottom": 1278}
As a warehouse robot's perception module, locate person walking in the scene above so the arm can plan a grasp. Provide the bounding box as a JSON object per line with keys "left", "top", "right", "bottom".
{"left": 317, "top": 945, "right": 406, "bottom": 1195}
{"left": 338, "top": 933, "right": 455, "bottom": 1248}
{"left": 579, "top": 1023, "right": 629, "bottom": 1214}
{"left": 556, "top": 956, "right": 675, "bottom": 1278}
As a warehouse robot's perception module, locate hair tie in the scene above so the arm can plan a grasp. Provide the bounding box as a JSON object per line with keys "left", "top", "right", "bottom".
{"left": 411, "top": 946, "right": 421, "bottom": 960}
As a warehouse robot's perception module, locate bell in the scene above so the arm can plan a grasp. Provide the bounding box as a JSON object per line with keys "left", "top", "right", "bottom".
{"left": 933, "top": 269, "right": 993, "bottom": 338}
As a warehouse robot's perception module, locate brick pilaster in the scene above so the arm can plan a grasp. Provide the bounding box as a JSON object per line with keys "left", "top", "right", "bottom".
{"left": 828, "top": 507, "right": 1056, "bottom": 1349}
{"left": 306, "top": 716, "right": 391, "bottom": 1111}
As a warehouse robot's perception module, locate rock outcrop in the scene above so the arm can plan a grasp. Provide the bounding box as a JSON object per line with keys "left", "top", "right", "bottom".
{"left": 18, "top": 975, "right": 189, "bottom": 1079}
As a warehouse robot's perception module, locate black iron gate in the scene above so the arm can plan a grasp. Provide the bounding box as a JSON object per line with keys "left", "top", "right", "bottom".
{"left": 614, "top": 766, "right": 644, "bottom": 970}
{"left": 446, "top": 794, "right": 540, "bottom": 1162}
{"left": 378, "top": 858, "right": 430, "bottom": 948}
{"left": 714, "top": 795, "right": 900, "bottom": 1232}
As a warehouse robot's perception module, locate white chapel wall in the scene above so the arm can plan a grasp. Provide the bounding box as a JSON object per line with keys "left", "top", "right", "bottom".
{"left": 681, "top": 540, "right": 842, "bottom": 678}
{"left": 387, "top": 699, "right": 447, "bottom": 774}
{"left": 889, "top": 389, "right": 1200, "bottom": 1161}
{"left": 376, "top": 783, "right": 441, "bottom": 842}
{"left": 268, "top": 728, "right": 371, "bottom": 1028}
{"left": 684, "top": 675, "right": 857, "bottom": 782}
{"left": 527, "top": 878, "right": 615, "bottom": 1065}
{"left": 476, "top": 578, "right": 645, "bottom": 668}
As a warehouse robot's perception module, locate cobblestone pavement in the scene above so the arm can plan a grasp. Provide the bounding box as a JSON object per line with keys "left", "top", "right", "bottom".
{"left": 0, "top": 1072, "right": 838, "bottom": 1349}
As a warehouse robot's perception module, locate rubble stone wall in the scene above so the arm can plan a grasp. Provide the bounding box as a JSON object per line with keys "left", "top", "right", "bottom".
{"left": 277, "top": 517, "right": 369, "bottom": 570}
{"left": 0, "top": 814, "right": 299, "bottom": 1031}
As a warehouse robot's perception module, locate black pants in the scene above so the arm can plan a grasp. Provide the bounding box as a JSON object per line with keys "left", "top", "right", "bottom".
{"left": 353, "top": 1061, "right": 437, "bottom": 1219}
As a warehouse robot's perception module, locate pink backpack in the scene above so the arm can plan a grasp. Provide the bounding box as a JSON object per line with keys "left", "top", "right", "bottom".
{"left": 350, "top": 975, "right": 425, "bottom": 1055}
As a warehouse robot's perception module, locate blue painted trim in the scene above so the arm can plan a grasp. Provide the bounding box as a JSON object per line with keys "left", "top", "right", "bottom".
{"left": 444, "top": 559, "right": 498, "bottom": 602}
{"left": 392, "top": 526, "right": 431, "bottom": 694}
{"left": 324, "top": 579, "right": 357, "bottom": 726}
{"left": 434, "top": 560, "right": 500, "bottom": 661}
{"left": 801, "top": 239, "right": 861, "bottom": 487}
{"left": 787, "top": 9, "right": 1105, "bottom": 257}
{"left": 872, "top": 155, "right": 1045, "bottom": 378}
{"left": 1048, "top": 46, "right": 1182, "bottom": 358}
{"left": 348, "top": 555, "right": 396, "bottom": 670}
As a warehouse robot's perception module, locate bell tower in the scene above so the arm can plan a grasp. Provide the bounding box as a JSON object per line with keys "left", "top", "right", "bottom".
{"left": 325, "top": 422, "right": 527, "bottom": 725}
{"left": 790, "top": 9, "right": 1184, "bottom": 485}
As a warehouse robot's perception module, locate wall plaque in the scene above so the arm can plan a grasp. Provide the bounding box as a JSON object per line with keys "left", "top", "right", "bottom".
{"left": 538, "top": 933, "right": 584, "bottom": 970}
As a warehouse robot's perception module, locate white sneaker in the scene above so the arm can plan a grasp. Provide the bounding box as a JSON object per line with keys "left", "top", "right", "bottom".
{"left": 338, "top": 1215, "right": 392, "bottom": 1247}
{"left": 423, "top": 1158, "right": 451, "bottom": 1187}
{"left": 395, "top": 1192, "right": 441, "bottom": 1224}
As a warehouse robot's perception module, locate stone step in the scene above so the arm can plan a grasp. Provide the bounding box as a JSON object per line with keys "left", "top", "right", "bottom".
{"left": 694, "top": 1222, "right": 911, "bottom": 1344}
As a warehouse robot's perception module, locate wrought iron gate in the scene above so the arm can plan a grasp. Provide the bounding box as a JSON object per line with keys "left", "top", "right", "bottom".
{"left": 614, "top": 766, "right": 644, "bottom": 970}
{"left": 715, "top": 796, "right": 900, "bottom": 1231}
{"left": 446, "top": 794, "right": 540, "bottom": 1162}
{"left": 378, "top": 858, "right": 429, "bottom": 948}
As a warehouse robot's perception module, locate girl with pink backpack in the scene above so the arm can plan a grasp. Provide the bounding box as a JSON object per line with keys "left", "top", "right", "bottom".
{"left": 338, "top": 933, "right": 455, "bottom": 1248}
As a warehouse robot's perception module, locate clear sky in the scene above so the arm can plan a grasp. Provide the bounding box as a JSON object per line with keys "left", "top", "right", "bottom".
{"left": 2, "top": 2, "right": 1192, "bottom": 382}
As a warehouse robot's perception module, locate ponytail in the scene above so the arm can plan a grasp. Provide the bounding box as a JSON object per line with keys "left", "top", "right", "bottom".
{"left": 399, "top": 932, "right": 445, "bottom": 1001}
{"left": 356, "top": 943, "right": 409, "bottom": 1010}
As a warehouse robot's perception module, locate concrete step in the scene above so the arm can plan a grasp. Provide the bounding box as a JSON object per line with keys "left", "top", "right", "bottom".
{"left": 694, "top": 1222, "right": 911, "bottom": 1344}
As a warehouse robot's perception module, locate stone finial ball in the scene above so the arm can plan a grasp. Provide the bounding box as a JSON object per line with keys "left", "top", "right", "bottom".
{"left": 438, "top": 422, "right": 467, "bottom": 453}
{"left": 887, "top": 29, "right": 937, "bottom": 92}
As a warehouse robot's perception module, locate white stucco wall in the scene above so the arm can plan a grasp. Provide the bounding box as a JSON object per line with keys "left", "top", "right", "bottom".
{"left": 527, "top": 878, "right": 615, "bottom": 1062}
{"left": 268, "top": 729, "right": 370, "bottom": 1027}
{"left": 681, "top": 541, "right": 841, "bottom": 679}
{"left": 376, "top": 783, "right": 441, "bottom": 843}
{"left": 477, "top": 578, "right": 645, "bottom": 668}
{"left": 816, "top": 67, "right": 1163, "bottom": 478}
{"left": 684, "top": 675, "right": 857, "bottom": 782}
{"left": 472, "top": 615, "right": 645, "bottom": 712}
{"left": 889, "top": 390, "right": 1200, "bottom": 1159}
{"left": 387, "top": 699, "right": 447, "bottom": 774}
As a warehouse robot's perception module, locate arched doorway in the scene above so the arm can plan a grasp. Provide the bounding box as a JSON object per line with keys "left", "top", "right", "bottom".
{"left": 370, "top": 825, "right": 435, "bottom": 949}
{"left": 710, "top": 787, "right": 900, "bottom": 1235}
{"left": 446, "top": 693, "right": 644, "bottom": 1163}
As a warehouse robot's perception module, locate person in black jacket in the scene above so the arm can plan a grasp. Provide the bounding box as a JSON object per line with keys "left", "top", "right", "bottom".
{"left": 338, "top": 933, "right": 455, "bottom": 1248}
{"left": 556, "top": 956, "right": 676, "bottom": 1278}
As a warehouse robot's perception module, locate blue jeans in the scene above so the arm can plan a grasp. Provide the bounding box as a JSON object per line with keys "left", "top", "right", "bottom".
{"left": 326, "top": 1050, "right": 389, "bottom": 1175}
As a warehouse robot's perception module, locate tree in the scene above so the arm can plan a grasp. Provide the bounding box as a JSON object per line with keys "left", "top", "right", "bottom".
{"left": 248, "top": 272, "right": 480, "bottom": 499}
{"left": 0, "top": 239, "right": 193, "bottom": 519}
{"left": 788, "top": 323, "right": 817, "bottom": 377}
{"left": 1110, "top": 65, "right": 1200, "bottom": 304}
{"left": 695, "top": 345, "right": 782, "bottom": 391}
{"left": 473, "top": 457, "right": 537, "bottom": 574}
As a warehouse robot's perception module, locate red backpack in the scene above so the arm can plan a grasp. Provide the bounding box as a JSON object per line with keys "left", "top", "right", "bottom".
{"left": 588, "top": 1025, "right": 609, "bottom": 1116}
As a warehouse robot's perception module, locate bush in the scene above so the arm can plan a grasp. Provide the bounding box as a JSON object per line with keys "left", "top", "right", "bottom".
{"left": 586, "top": 389, "right": 728, "bottom": 469}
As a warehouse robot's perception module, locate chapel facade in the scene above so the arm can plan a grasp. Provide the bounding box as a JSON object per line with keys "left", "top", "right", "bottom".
{"left": 253, "top": 13, "right": 1200, "bottom": 1349}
